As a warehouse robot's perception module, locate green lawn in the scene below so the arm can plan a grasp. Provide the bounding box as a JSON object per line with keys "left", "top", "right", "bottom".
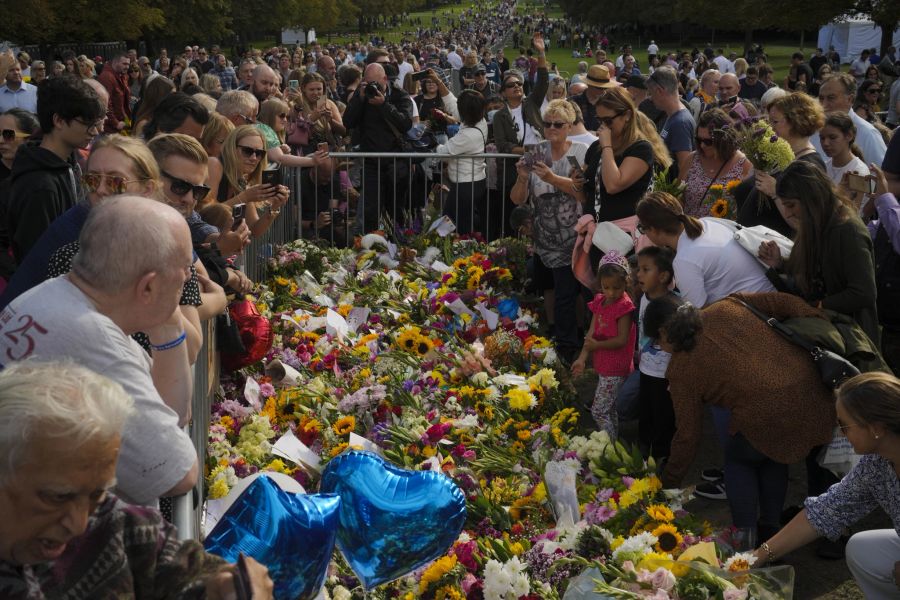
{"left": 264, "top": 0, "right": 805, "bottom": 82}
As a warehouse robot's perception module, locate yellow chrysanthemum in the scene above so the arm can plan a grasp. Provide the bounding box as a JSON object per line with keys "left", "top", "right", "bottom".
{"left": 418, "top": 555, "right": 458, "bottom": 594}
{"left": 516, "top": 429, "right": 531, "bottom": 441}
{"left": 332, "top": 415, "right": 356, "bottom": 436}
{"left": 506, "top": 388, "right": 536, "bottom": 411}
{"left": 274, "top": 276, "right": 290, "bottom": 287}
{"left": 709, "top": 184, "right": 724, "bottom": 193}
{"left": 652, "top": 523, "right": 684, "bottom": 554}
{"left": 610, "top": 536, "right": 625, "bottom": 551}
{"left": 208, "top": 477, "right": 229, "bottom": 499}
{"left": 646, "top": 504, "right": 675, "bottom": 523}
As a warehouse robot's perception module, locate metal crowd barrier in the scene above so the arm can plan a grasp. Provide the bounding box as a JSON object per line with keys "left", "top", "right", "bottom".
{"left": 283, "top": 151, "right": 523, "bottom": 247}
{"left": 173, "top": 152, "right": 522, "bottom": 538}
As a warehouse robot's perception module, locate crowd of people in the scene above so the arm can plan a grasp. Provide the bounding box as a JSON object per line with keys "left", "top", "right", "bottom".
{"left": 1, "top": 0, "right": 900, "bottom": 595}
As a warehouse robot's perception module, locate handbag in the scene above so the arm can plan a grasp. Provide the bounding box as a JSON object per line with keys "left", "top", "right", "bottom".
{"left": 706, "top": 217, "right": 793, "bottom": 267}
{"left": 729, "top": 296, "right": 859, "bottom": 389}
{"left": 286, "top": 110, "right": 311, "bottom": 148}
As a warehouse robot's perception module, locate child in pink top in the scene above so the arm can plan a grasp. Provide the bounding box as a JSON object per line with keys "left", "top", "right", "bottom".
{"left": 571, "top": 251, "right": 636, "bottom": 438}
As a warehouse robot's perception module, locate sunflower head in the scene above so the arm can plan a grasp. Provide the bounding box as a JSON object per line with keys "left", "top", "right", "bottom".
{"left": 710, "top": 198, "right": 730, "bottom": 218}
{"left": 651, "top": 523, "right": 683, "bottom": 554}
{"left": 646, "top": 504, "right": 675, "bottom": 522}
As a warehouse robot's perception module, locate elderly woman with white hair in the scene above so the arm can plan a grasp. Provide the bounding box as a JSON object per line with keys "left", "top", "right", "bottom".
{"left": 0, "top": 360, "right": 274, "bottom": 597}
{"left": 510, "top": 98, "right": 588, "bottom": 362}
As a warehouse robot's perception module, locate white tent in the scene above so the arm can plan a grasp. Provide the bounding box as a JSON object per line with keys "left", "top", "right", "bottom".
{"left": 818, "top": 16, "right": 900, "bottom": 64}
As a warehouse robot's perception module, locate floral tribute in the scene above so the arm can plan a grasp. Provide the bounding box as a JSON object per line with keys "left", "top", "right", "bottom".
{"left": 205, "top": 225, "right": 793, "bottom": 599}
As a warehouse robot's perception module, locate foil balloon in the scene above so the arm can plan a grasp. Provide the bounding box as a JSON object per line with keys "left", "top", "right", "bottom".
{"left": 204, "top": 474, "right": 340, "bottom": 600}
{"left": 221, "top": 299, "right": 274, "bottom": 372}
{"left": 320, "top": 450, "right": 467, "bottom": 589}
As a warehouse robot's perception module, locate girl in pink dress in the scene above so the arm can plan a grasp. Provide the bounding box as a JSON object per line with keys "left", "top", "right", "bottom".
{"left": 571, "top": 251, "right": 636, "bottom": 438}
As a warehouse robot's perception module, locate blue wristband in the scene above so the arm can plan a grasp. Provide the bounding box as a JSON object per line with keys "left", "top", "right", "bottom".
{"left": 150, "top": 331, "right": 187, "bottom": 351}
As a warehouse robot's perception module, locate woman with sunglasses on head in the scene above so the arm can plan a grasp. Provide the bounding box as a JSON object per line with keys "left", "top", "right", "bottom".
{"left": 510, "top": 99, "right": 588, "bottom": 363}
{"left": 582, "top": 86, "right": 671, "bottom": 235}
{"left": 207, "top": 125, "right": 289, "bottom": 239}
{"left": 42, "top": 135, "right": 223, "bottom": 363}
{"left": 854, "top": 79, "right": 892, "bottom": 144}
{"left": 679, "top": 108, "right": 751, "bottom": 218}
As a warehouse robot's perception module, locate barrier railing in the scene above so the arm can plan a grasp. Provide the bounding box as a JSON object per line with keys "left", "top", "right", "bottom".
{"left": 174, "top": 150, "right": 522, "bottom": 538}
{"left": 283, "top": 151, "right": 523, "bottom": 248}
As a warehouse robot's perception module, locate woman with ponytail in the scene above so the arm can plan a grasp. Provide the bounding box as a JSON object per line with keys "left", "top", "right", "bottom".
{"left": 635, "top": 191, "right": 775, "bottom": 308}
{"left": 644, "top": 293, "right": 836, "bottom": 541}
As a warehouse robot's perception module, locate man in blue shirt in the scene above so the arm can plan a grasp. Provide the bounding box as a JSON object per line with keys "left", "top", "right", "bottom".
{"left": 0, "top": 62, "right": 37, "bottom": 113}
{"left": 647, "top": 66, "right": 695, "bottom": 180}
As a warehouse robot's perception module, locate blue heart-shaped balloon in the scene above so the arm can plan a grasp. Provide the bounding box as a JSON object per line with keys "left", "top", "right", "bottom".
{"left": 320, "top": 450, "right": 467, "bottom": 589}
{"left": 204, "top": 474, "right": 341, "bottom": 600}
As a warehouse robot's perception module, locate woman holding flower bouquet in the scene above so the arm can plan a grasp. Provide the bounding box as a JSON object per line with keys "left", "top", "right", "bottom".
{"left": 680, "top": 108, "right": 752, "bottom": 218}
{"left": 735, "top": 92, "right": 825, "bottom": 237}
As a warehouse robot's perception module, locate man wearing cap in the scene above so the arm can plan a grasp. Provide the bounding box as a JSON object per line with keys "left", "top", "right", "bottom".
{"left": 468, "top": 64, "right": 499, "bottom": 96}
{"left": 623, "top": 74, "right": 665, "bottom": 130}
{"left": 570, "top": 64, "right": 617, "bottom": 132}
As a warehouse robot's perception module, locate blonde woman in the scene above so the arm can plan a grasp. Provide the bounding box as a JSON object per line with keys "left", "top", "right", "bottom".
{"left": 208, "top": 125, "right": 289, "bottom": 238}
{"left": 510, "top": 99, "right": 589, "bottom": 362}
{"left": 76, "top": 55, "right": 95, "bottom": 79}
{"left": 257, "top": 97, "right": 327, "bottom": 169}
{"left": 180, "top": 67, "right": 200, "bottom": 91}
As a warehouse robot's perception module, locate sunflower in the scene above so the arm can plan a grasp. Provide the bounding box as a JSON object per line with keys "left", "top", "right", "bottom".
{"left": 395, "top": 328, "right": 420, "bottom": 352}
{"left": 332, "top": 415, "right": 356, "bottom": 435}
{"left": 414, "top": 335, "right": 434, "bottom": 356}
{"left": 646, "top": 503, "right": 675, "bottom": 522}
{"left": 652, "top": 523, "right": 684, "bottom": 554}
{"left": 725, "top": 178, "right": 742, "bottom": 193}
{"left": 710, "top": 198, "right": 730, "bottom": 218}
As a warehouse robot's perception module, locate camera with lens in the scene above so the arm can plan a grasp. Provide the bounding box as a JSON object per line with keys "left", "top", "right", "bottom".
{"left": 364, "top": 82, "right": 381, "bottom": 98}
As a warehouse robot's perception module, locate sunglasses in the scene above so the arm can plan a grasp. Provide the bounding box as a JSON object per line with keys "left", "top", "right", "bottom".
{"left": 1, "top": 129, "right": 29, "bottom": 141}
{"left": 867, "top": 88, "right": 882, "bottom": 94}
{"left": 596, "top": 112, "right": 622, "bottom": 127}
{"left": 695, "top": 136, "right": 715, "bottom": 146}
{"left": 82, "top": 172, "right": 148, "bottom": 195}
{"left": 238, "top": 145, "right": 266, "bottom": 160}
{"left": 161, "top": 170, "right": 211, "bottom": 201}
{"left": 278, "top": 113, "right": 289, "bottom": 119}
{"left": 542, "top": 121, "right": 567, "bottom": 129}
{"left": 504, "top": 81, "right": 523, "bottom": 89}
{"left": 238, "top": 113, "right": 256, "bottom": 124}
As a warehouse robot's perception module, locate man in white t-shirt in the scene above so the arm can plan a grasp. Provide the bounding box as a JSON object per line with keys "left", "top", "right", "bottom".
{"left": 849, "top": 50, "right": 871, "bottom": 82}
{"left": 814, "top": 72, "right": 887, "bottom": 166}
{"left": 0, "top": 196, "right": 198, "bottom": 506}
{"left": 712, "top": 48, "right": 734, "bottom": 74}
{"left": 647, "top": 41, "right": 659, "bottom": 62}
{"left": 447, "top": 45, "right": 463, "bottom": 70}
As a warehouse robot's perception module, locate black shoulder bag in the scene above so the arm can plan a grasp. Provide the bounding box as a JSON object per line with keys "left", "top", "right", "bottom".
{"left": 729, "top": 296, "right": 859, "bottom": 390}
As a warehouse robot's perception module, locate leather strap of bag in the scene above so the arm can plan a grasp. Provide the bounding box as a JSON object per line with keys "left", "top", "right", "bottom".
{"left": 727, "top": 296, "right": 818, "bottom": 355}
